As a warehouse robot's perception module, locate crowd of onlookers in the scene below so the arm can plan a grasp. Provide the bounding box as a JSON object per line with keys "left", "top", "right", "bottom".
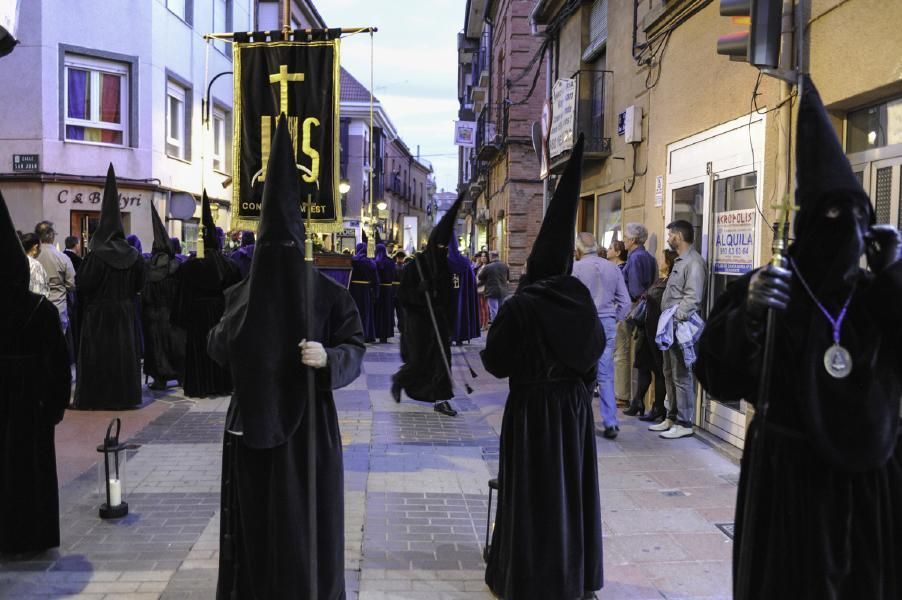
{"left": 464, "top": 220, "right": 708, "bottom": 441}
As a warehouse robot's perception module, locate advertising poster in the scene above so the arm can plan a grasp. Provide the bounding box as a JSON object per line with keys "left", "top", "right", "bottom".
{"left": 713, "top": 208, "right": 756, "bottom": 275}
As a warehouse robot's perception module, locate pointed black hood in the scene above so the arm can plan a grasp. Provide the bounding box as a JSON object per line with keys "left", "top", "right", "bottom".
{"left": 151, "top": 200, "right": 173, "bottom": 256}
{"left": 790, "top": 76, "right": 875, "bottom": 286}
{"left": 524, "top": 134, "right": 584, "bottom": 284}
{"left": 201, "top": 190, "right": 220, "bottom": 252}
{"left": 794, "top": 75, "right": 874, "bottom": 240}
{"left": 147, "top": 199, "right": 178, "bottom": 282}
{"left": 428, "top": 194, "right": 464, "bottom": 249}
{"left": 0, "top": 189, "right": 29, "bottom": 291}
{"left": 88, "top": 164, "right": 139, "bottom": 269}
{"left": 219, "top": 114, "right": 311, "bottom": 449}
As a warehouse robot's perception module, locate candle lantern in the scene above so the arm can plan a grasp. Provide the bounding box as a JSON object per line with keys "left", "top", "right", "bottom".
{"left": 483, "top": 477, "right": 499, "bottom": 562}
{"left": 96, "top": 418, "right": 128, "bottom": 519}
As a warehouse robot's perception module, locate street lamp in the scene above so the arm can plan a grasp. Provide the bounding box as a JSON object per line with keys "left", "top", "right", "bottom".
{"left": 339, "top": 178, "right": 351, "bottom": 195}
{"left": 376, "top": 200, "right": 387, "bottom": 211}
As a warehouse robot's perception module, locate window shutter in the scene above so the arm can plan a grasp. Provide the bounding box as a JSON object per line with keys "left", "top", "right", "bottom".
{"left": 582, "top": 0, "right": 608, "bottom": 62}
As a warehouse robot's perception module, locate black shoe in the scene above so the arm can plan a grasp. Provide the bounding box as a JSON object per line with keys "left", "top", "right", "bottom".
{"left": 623, "top": 405, "right": 645, "bottom": 417}
{"left": 149, "top": 379, "right": 167, "bottom": 391}
{"left": 638, "top": 408, "right": 665, "bottom": 423}
{"left": 391, "top": 381, "right": 402, "bottom": 403}
{"left": 597, "top": 426, "right": 619, "bottom": 439}
{"left": 434, "top": 400, "right": 458, "bottom": 417}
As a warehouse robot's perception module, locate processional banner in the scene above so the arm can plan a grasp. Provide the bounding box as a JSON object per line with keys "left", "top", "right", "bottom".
{"left": 231, "top": 33, "right": 342, "bottom": 232}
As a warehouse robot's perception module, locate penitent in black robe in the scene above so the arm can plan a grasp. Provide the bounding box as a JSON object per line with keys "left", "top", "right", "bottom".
{"left": 394, "top": 251, "right": 454, "bottom": 402}
{"left": 374, "top": 253, "right": 396, "bottom": 342}
{"left": 209, "top": 272, "right": 365, "bottom": 600}
{"left": 481, "top": 275, "right": 606, "bottom": 600}
{"left": 349, "top": 253, "right": 378, "bottom": 343}
{"left": 172, "top": 255, "right": 240, "bottom": 397}
{"left": 695, "top": 262, "right": 902, "bottom": 599}
{"left": 142, "top": 256, "right": 186, "bottom": 386}
{"left": 0, "top": 291, "right": 71, "bottom": 553}
{"left": 74, "top": 251, "right": 145, "bottom": 409}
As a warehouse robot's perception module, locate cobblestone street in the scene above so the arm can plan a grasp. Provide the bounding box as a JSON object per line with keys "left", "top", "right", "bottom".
{"left": 0, "top": 338, "right": 739, "bottom": 599}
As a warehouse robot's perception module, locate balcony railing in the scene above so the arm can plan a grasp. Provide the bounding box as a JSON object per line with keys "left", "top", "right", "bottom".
{"left": 549, "top": 69, "right": 613, "bottom": 171}
{"left": 476, "top": 103, "right": 505, "bottom": 161}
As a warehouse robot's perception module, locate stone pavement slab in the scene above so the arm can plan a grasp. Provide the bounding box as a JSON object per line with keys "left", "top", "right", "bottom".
{"left": 1, "top": 336, "right": 739, "bottom": 599}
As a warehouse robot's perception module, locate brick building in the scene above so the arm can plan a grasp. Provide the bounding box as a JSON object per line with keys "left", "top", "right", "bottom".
{"left": 457, "top": 0, "right": 546, "bottom": 277}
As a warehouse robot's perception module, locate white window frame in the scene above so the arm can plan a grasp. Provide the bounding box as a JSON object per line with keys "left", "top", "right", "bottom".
{"left": 63, "top": 54, "right": 129, "bottom": 147}
{"left": 212, "top": 108, "right": 228, "bottom": 173}
{"left": 167, "top": 0, "right": 186, "bottom": 20}
{"left": 166, "top": 81, "right": 188, "bottom": 160}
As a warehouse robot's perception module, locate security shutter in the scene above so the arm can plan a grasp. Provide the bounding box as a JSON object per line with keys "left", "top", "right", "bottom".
{"left": 582, "top": 0, "right": 608, "bottom": 62}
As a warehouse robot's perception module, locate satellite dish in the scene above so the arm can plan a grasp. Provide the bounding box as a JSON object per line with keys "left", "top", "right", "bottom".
{"left": 168, "top": 191, "right": 197, "bottom": 221}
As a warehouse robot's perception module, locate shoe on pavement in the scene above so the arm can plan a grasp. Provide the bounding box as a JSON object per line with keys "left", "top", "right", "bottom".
{"left": 659, "top": 424, "right": 694, "bottom": 439}
{"left": 648, "top": 418, "right": 673, "bottom": 432}
{"left": 602, "top": 426, "right": 619, "bottom": 440}
{"left": 434, "top": 400, "right": 458, "bottom": 417}
{"left": 639, "top": 409, "right": 665, "bottom": 423}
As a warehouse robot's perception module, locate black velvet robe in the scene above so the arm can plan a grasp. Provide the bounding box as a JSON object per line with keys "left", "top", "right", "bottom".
{"left": 374, "top": 255, "right": 396, "bottom": 341}
{"left": 74, "top": 251, "right": 144, "bottom": 409}
{"left": 141, "top": 257, "right": 186, "bottom": 385}
{"left": 695, "top": 262, "right": 902, "bottom": 599}
{"left": 393, "top": 251, "right": 454, "bottom": 402}
{"left": 0, "top": 291, "right": 71, "bottom": 553}
{"left": 481, "top": 275, "right": 606, "bottom": 599}
{"left": 209, "top": 272, "right": 365, "bottom": 600}
{"left": 349, "top": 256, "right": 378, "bottom": 343}
{"left": 172, "top": 255, "right": 240, "bottom": 397}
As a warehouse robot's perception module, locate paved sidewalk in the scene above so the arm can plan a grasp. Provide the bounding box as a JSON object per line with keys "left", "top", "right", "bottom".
{"left": 0, "top": 337, "right": 738, "bottom": 599}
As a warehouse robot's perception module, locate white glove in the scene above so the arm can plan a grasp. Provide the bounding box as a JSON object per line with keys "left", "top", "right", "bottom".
{"left": 298, "top": 339, "right": 328, "bottom": 369}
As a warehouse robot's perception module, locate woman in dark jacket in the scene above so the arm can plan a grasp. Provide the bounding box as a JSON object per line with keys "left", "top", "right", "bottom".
{"left": 630, "top": 249, "right": 677, "bottom": 423}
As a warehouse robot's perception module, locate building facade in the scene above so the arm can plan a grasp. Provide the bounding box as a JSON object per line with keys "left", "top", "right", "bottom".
{"left": 529, "top": 0, "right": 902, "bottom": 448}
{"left": 0, "top": 0, "right": 325, "bottom": 254}
{"left": 457, "top": 0, "right": 547, "bottom": 277}
{"left": 338, "top": 68, "right": 434, "bottom": 253}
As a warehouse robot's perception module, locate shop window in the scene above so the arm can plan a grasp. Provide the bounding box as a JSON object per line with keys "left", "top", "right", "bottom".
{"left": 596, "top": 190, "right": 621, "bottom": 248}
{"left": 182, "top": 221, "right": 199, "bottom": 255}
{"left": 847, "top": 96, "right": 902, "bottom": 154}
{"left": 64, "top": 55, "right": 129, "bottom": 146}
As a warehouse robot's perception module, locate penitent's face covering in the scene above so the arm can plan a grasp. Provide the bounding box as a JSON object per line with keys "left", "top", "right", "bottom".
{"left": 793, "top": 190, "right": 871, "bottom": 278}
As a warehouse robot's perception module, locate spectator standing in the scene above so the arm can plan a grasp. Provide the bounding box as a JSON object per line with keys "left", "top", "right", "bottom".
{"left": 636, "top": 249, "right": 678, "bottom": 424}
{"left": 33, "top": 221, "right": 76, "bottom": 334}
{"left": 477, "top": 250, "right": 509, "bottom": 324}
{"left": 621, "top": 223, "right": 660, "bottom": 416}
{"left": 652, "top": 220, "right": 707, "bottom": 439}
{"left": 63, "top": 236, "right": 83, "bottom": 271}
{"left": 572, "top": 232, "right": 631, "bottom": 439}
{"left": 20, "top": 232, "right": 49, "bottom": 297}
{"left": 474, "top": 252, "right": 490, "bottom": 330}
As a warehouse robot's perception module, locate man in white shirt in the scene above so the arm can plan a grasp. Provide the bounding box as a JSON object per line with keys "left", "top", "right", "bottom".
{"left": 34, "top": 221, "right": 75, "bottom": 332}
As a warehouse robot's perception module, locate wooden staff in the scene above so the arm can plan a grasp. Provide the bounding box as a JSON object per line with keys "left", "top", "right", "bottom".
{"left": 304, "top": 197, "right": 318, "bottom": 599}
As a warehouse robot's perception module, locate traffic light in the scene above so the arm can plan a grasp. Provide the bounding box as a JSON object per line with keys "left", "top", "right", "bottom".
{"left": 716, "top": 0, "right": 783, "bottom": 69}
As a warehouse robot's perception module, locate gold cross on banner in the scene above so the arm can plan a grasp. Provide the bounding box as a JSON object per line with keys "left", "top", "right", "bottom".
{"left": 268, "top": 65, "right": 305, "bottom": 115}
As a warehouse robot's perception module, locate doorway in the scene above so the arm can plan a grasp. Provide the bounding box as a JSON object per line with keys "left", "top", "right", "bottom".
{"left": 70, "top": 210, "right": 100, "bottom": 255}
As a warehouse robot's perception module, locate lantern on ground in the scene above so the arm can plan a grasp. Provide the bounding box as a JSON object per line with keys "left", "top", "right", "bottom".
{"left": 483, "top": 477, "right": 498, "bottom": 562}
{"left": 96, "top": 418, "right": 128, "bottom": 519}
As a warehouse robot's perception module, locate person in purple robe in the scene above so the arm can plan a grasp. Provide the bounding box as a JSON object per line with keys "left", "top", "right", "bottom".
{"left": 349, "top": 242, "right": 379, "bottom": 343}
{"left": 447, "top": 236, "right": 481, "bottom": 345}
{"left": 170, "top": 237, "right": 188, "bottom": 263}
{"left": 231, "top": 231, "right": 256, "bottom": 280}
{"left": 374, "top": 243, "right": 397, "bottom": 343}
{"left": 126, "top": 234, "right": 143, "bottom": 254}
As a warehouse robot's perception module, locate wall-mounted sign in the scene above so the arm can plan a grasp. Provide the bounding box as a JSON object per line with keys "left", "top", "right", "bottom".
{"left": 548, "top": 78, "right": 576, "bottom": 158}
{"left": 55, "top": 186, "right": 144, "bottom": 209}
{"left": 713, "top": 209, "right": 756, "bottom": 275}
{"left": 454, "top": 121, "right": 476, "bottom": 148}
{"left": 654, "top": 175, "right": 664, "bottom": 207}
{"left": 12, "top": 153, "right": 38, "bottom": 172}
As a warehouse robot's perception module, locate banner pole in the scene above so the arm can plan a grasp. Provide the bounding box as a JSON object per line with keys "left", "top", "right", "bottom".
{"left": 368, "top": 30, "right": 375, "bottom": 256}
{"left": 282, "top": 0, "right": 291, "bottom": 37}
